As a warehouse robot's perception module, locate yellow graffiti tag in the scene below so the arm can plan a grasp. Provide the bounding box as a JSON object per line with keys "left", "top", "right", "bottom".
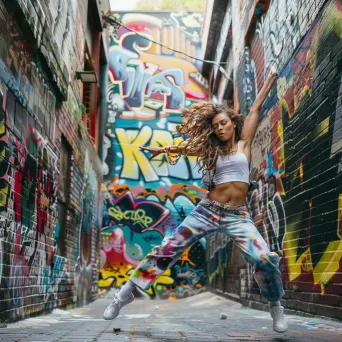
{"left": 116, "top": 126, "right": 198, "bottom": 181}
{"left": 313, "top": 240, "right": 342, "bottom": 288}
{"left": 313, "top": 194, "right": 342, "bottom": 290}
{"left": 0, "top": 118, "right": 5, "bottom": 136}
{"left": 108, "top": 206, "right": 153, "bottom": 228}
{"left": 283, "top": 226, "right": 312, "bottom": 282}
{"left": 284, "top": 200, "right": 342, "bottom": 292}
{"left": 116, "top": 126, "right": 157, "bottom": 181}
{"left": 315, "top": 117, "right": 330, "bottom": 138}
{"left": 339, "top": 194, "right": 342, "bottom": 240}
{"left": 0, "top": 182, "right": 9, "bottom": 207}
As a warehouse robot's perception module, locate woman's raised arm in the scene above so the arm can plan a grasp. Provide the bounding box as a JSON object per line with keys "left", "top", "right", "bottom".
{"left": 241, "top": 72, "right": 278, "bottom": 146}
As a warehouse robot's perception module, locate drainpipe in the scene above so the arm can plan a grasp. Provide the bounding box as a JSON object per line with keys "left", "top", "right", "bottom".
{"left": 98, "top": 60, "right": 108, "bottom": 163}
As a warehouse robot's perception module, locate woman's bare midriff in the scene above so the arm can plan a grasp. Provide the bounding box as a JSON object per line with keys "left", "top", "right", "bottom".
{"left": 208, "top": 182, "right": 249, "bottom": 206}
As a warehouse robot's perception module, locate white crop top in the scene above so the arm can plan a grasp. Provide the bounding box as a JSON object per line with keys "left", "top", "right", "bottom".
{"left": 213, "top": 141, "right": 250, "bottom": 185}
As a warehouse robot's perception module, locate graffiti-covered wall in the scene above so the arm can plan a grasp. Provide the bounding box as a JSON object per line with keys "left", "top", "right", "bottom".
{"left": 100, "top": 11, "right": 209, "bottom": 299}
{"left": 0, "top": 0, "right": 103, "bottom": 321}
{"left": 210, "top": 0, "right": 342, "bottom": 319}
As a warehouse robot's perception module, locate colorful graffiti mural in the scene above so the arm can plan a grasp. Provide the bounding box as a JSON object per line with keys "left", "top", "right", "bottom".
{"left": 0, "top": 82, "right": 63, "bottom": 319}
{"left": 235, "top": 0, "right": 342, "bottom": 299}
{"left": 75, "top": 151, "right": 101, "bottom": 305}
{"left": 100, "top": 11, "right": 209, "bottom": 298}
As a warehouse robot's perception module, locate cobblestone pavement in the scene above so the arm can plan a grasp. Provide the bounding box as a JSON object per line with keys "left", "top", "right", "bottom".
{"left": 1, "top": 292, "right": 342, "bottom": 341}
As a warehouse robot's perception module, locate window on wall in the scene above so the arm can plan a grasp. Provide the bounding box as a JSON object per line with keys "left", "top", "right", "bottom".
{"left": 5, "top": 89, "right": 36, "bottom": 138}
{"left": 57, "top": 136, "right": 72, "bottom": 257}
{"left": 81, "top": 41, "right": 100, "bottom": 147}
{"left": 82, "top": 50, "right": 97, "bottom": 145}
{"left": 29, "top": 62, "right": 56, "bottom": 142}
{"left": 4, "top": 86, "right": 55, "bottom": 144}
{"left": 82, "top": 56, "right": 92, "bottom": 119}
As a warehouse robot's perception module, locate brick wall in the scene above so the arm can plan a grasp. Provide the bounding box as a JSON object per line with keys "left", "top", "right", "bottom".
{"left": 0, "top": 0, "right": 102, "bottom": 322}
{"left": 208, "top": 0, "right": 342, "bottom": 320}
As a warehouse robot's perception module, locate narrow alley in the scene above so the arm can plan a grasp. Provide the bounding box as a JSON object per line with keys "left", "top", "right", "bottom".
{"left": 1, "top": 0, "right": 342, "bottom": 341}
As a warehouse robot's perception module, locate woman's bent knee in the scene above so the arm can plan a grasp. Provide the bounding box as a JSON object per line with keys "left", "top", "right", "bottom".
{"left": 249, "top": 252, "right": 281, "bottom": 273}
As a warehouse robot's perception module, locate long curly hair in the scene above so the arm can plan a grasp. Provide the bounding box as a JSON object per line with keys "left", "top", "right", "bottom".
{"left": 177, "top": 101, "right": 244, "bottom": 173}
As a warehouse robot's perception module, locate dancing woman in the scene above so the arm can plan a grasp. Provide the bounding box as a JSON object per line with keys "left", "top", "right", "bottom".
{"left": 103, "top": 72, "right": 287, "bottom": 333}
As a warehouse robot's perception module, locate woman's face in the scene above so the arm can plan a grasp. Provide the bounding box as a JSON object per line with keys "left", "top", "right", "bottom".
{"left": 212, "top": 113, "right": 236, "bottom": 142}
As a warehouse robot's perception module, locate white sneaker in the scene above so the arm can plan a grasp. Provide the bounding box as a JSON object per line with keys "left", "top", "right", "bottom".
{"left": 103, "top": 293, "right": 134, "bottom": 320}
{"left": 270, "top": 305, "right": 288, "bottom": 333}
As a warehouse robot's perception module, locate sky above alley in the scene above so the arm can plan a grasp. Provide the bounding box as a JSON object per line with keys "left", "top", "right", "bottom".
{"left": 110, "top": 0, "right": 138, "bottom": 11}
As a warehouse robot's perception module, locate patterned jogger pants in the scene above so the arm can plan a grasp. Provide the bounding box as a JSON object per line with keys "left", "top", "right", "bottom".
{"left": 130, "top": 195, "right": 285, "bottom": 302}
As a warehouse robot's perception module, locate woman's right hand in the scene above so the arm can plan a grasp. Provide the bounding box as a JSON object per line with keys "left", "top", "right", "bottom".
{"left": 139, "top": 145, "right": 164, "bottom": 160}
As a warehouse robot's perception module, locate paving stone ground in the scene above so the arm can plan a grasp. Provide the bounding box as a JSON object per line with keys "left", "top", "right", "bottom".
{"left": 1, "top": 292, "right": 342, "bottom": 341}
